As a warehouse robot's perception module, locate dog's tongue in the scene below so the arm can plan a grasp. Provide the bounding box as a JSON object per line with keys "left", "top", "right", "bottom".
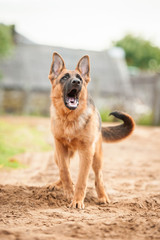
{"left": 67, "top": 97, "right": 78, "bottom": 107}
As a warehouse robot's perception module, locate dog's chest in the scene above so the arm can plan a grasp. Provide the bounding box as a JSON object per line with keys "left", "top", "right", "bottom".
{"left": 53, "top": 117, "right": 83, "bottom": 140}
{"left": 51, "top": 105, "right": 92, "bottom": 140}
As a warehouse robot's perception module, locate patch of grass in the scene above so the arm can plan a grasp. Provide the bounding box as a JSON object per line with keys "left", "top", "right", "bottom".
{"left": 100, "top": 109, "right": 154, "bottom": 126}
{"left": 137, "top": 112, "right": 153, "bottom": 126}
{"left": 99, "top": 109, "right": 114, "bottom": 122}
{"left": 0, "top": 120, "right": 51, "bottom": 169}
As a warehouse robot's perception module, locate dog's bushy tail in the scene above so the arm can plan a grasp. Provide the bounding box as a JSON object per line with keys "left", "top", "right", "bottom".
{"left": 101, "top": 111, "right": 135, "bottom": 143}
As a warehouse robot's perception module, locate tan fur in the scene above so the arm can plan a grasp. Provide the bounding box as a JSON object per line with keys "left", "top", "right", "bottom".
{"left": 48, "top": 52, "right": 134, "bottom": 209}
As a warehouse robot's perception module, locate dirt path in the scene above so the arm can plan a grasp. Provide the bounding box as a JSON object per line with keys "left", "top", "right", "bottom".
{"left": 0, "top": 117, "right": 160, "bottom": 240}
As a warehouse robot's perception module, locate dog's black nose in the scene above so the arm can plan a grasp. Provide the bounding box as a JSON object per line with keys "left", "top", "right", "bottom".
{"left": 71, "top": 79, "right": 81, "bottom": 86}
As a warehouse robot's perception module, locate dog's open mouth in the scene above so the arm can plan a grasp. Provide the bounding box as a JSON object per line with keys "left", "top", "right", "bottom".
{"left": 65, "top": 89, "right": 79, "bottom": 110}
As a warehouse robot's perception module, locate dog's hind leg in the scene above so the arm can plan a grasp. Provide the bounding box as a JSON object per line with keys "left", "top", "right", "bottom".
{"left": 53, "top": 139, "right": 74, "bottom": 200}
{"left": 47, "top": 147, "right": 74, "bottom": 198}
{"left": 47, "top": 151, "right": 63, "bottom": 190}
{"left": 92, "top": 137, "right": 110, "bottom": 204}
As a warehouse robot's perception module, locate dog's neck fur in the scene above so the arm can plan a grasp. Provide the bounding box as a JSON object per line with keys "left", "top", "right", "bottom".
{"left": 50, "top": 85, "right": 88, "bottom": 122}
{"left": 50, "top": 92, "right": 95, "bottom": 140}
{"left": 51, "top": 98, "right": 88, "bottom": 122}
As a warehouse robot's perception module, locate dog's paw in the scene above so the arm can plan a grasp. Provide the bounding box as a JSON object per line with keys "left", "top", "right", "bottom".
{"left": 46, "top": 179, "right": 63, "bottom": 191}
{"left": 98, "top": 194, "right": 111, "bottom": 204}
{"left": 69, "top": 199, "right": 85, "bottom": 209}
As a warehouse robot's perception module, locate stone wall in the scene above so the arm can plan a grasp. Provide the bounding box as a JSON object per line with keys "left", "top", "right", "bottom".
{"left": 0, "top": 88, "right": 50, "bottom": 115}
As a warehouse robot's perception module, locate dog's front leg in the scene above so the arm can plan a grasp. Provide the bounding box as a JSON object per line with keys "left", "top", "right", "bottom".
{"left": 54, "top": 139, "right": 74, "bottom": 200}
{"left": 70, "top": 147, "right": 93, "bottom": 209}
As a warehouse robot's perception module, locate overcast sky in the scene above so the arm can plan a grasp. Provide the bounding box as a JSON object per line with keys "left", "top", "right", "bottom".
{"left": 0, "top": 0, "right": 160, "bottom": 51}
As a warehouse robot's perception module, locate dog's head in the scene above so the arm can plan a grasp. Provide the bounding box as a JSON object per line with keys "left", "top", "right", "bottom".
{"left": 48, "top": 52, "right": 90, "bottom": 111}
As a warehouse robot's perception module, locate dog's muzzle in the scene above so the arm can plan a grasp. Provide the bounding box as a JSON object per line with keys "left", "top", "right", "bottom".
{"left": 64, "top": 78, "right": 82, "bottom": 110}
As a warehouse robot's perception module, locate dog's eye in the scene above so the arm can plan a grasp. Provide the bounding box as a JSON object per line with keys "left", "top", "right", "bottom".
{"left": 61, "top": 73, "right": 70, "bottom": 81}
{"left": 76, "top": 74, "right": 82, "bottom": 81}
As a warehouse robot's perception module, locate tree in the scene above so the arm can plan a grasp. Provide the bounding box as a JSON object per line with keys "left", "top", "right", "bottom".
{"left": 0, "top": 24, "right": 14, "bottom": 79}
{"left": 113, "top": 34, "right": 160, "bottom": 71}
{"left": 0, "top": 24, "right": 14, "bottom": 58}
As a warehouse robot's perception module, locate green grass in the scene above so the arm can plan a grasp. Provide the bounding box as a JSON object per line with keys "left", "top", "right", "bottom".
{"left": 136, "top": 112, "right": 153, "bottom": 126}
{"left": 100, "top": 109, "right": 114, "bottom": 122}
{"left": 100, "top": 109, "right": 155, "bottom": 126}
{"left": 0, "top": 119, "right": 52, "bottom": 169}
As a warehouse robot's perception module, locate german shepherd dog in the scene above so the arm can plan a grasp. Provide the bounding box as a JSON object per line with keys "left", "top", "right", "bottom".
{"left": 48, "top": 52, "right": 135, "bottom": 209}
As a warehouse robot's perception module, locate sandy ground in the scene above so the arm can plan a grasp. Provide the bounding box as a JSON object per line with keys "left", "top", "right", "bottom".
{"left": 0, "top": 117, "right": 160, "bottom": 240}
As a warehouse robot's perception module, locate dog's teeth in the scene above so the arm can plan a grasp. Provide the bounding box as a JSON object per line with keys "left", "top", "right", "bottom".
{"left": 65, "top": 96, "right": 79, "bottom": 109}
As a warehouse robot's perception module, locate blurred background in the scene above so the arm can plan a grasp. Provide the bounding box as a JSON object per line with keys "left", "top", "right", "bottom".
{"left": 0, "top": 0, "right": 160, "bottom": 167}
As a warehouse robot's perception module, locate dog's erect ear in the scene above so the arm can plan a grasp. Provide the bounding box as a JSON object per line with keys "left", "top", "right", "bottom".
{"left": 48, "top": 52, "right": 65, "bottom": 82}
{"left": 76, "top": 55, "right": 90, "bottom": 83}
